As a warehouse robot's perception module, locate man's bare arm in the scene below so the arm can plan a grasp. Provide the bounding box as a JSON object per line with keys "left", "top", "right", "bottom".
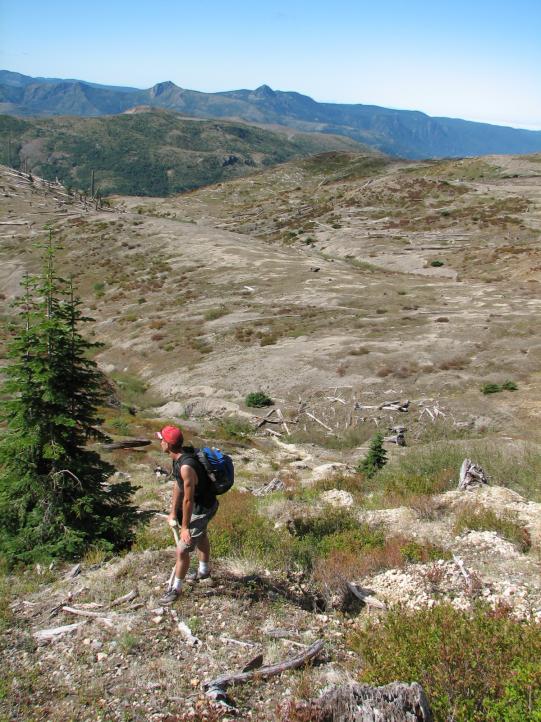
{"left": 168, "top": 482, "right": 182, "bottom": 524}
{"left": 180, "top": 465, "right": 197, "bottom": 543}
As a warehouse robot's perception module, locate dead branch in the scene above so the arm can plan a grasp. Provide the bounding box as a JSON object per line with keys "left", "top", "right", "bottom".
{"left": 346, "top": 583, "right": 387, "bottom": 610}
{"left": 220, "top": 636, "right": 256, "bottom": 648}
{"left": 256, "top": 408, "right": 277, "bottom": 428}
{"left": 276, "top": 408, "right": 290, "bottom": 435}
{"left": 62, "top": 606, "right": 113, "bottom": 627}
{"left": 242, "top": 653, "right": 264, "bottom": 672}
{"left": 264, "top": 427, "right": 283, "bottom": 437}
{"left": 110, "top": 590, "right": 137, "bottom": 607}
{"left": 204, "top": 639, "right": 324, "bottom": 693}
{"left": 34, "top": 621, "right": 87, "bottom": 641}
{"left": 305, "top": 411, "right": 333, "bottom": 432}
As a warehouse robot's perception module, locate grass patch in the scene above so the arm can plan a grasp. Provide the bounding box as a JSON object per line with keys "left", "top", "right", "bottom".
{"left": 350, "top": 603, "right": 541, "bottom": 721}
{"left": 111, "top": 371, "right": 163, "bottom": 409}
{"left": 313, "top": 535, "right": 450, "bottom": 594}
{"left": 363, "top": 439, "right": 541, "bottom": 505}
{"left": 132, "top": 522, "right": 172, "bottom": 552}
{"left": 454, "top": 504, "right": 531, "bottom": 552}
{"left": 213, "top": 416, "right": 253, "bottom": 441}
{"left": 209, "top": 490, "right": 284, "bottom": 566}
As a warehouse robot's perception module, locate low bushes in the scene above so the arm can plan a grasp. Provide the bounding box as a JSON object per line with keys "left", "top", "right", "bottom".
{"left": 208, "top": 490, "right": 284, "bottom": 566}
{"left": 454, "top": 504, "right": 531, "bottom": 552}
{"left": 245, "top": 391, "right": 273, "bottom": 408}
{"left": 350, "top": 603, "right": 541, "bottom": 721}
{"left": 481, "top": 380, "right": 518, "bottom": 394}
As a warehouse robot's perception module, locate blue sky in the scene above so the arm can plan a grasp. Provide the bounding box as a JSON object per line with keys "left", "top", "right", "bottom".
{"left": 1, "top": 0, "right": 540, "bottom": 129}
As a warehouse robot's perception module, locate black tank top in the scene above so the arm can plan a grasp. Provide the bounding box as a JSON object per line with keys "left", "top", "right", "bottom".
{"left": 172, "top": 448, "right": 216, "bottom": 514}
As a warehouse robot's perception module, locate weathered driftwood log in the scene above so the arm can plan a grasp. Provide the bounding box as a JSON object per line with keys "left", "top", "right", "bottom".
{"left": 203, "top": 639, "right": 324, "bottom": 694}
{"left": 458, "top": 459, "right": 488, "bottom": 490}
{"left": 253, "top": 477, "right": 285, "bottom": 496}
{"left": 384, "top": 427, "right": 406, "bottom": 446}
{"left": 101, "top": 438, "right": 151, "bottom": 450}
{"left": 34, "top": 621, "right": 87, "bottom": 641}
{"left": 314, "top": 682, "right": 433, "bottom": 721}
{"left": 346, "top": 583, "right": 387, "bottom": 611}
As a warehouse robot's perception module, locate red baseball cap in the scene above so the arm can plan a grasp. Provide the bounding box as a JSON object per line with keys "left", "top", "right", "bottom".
{"left": 156, "top": 425, "right": 184, "bottom": 446}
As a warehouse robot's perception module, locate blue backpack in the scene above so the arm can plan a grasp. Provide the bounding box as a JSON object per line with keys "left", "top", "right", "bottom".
{"left": 195, "top": 447, "right": 234, "bottom": 495}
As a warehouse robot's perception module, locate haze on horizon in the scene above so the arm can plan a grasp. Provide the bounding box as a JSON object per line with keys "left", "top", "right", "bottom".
{"left": 1, "top": 0, "right": 540, "bottom": 131}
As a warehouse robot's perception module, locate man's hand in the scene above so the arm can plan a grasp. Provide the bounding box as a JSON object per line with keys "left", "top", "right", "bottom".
{"left": 167, "top": 513, "right": 178, "bottom": 527}
{"left": 180, "top": 527, "right": 191, "bottom": 546}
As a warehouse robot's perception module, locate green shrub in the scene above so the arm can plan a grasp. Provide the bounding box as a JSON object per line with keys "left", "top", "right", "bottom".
{"left": 430, "top": 259, "right": 444, "bottom": 267}
{"left": 350, "top": 604, "right": 541, "bottom": 722}
{"left": 357, "top": 433, "right": 387, "bottom": 478}
{"left": 204, "top": 306, "right": 228, "bottom": 321}
{"left": 482, "top": 382, "right": 502, "bottom": 394}
{"left": 245, "top": 391, "right": 273, "bottom": 408}
{"left": 290, "top": 508, "right": 385, "bottom": 571}
{"left": 481, "top": 380, "right": 519, "bottom": 395}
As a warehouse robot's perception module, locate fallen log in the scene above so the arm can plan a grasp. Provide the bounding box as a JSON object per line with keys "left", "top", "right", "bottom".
{"left": 305, "top": 411, "right": 333, "bottom": 432}
{"left": 314, "top": 681, "right": 433, "bottom": 721}
{"left": 253, "top": 478, "right": 285, "bottom": 496}
{"left": 34, "top": 621, "right": 87, "bottom": 641}
{"left": 256, "top": 408, "right": 277, "bottom": 428}
{"left": 101, "top": 438, "right": 151, "bottom": 450}
{"left": 204, "top": 639, "right": 324, "bottom": 693}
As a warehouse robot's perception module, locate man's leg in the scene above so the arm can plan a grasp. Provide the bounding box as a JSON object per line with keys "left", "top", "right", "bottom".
{"left": 176, "top": 546, "right": 191, "bottom": 579}
{"left": 196, "top": 532, "right": 210, "bottom": 564}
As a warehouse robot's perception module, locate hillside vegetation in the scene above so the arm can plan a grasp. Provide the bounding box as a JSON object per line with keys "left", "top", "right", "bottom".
{"left": 0, "top": 110, "right": 365, "bottom": 196}
{"left": 1, "top": 152, "right": 541, "bottom": 720}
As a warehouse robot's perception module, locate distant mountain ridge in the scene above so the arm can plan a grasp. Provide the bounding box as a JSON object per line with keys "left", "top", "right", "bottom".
{"left": 1, "top": 70, "right": 541, "bottom": 159}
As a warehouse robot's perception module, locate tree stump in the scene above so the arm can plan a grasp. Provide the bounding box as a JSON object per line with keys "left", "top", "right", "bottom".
{"left": 458, "top": 458, "right": 489, "bottom": 490}
{"left": 315, "top": 682, "right": 433, "bottom": 722}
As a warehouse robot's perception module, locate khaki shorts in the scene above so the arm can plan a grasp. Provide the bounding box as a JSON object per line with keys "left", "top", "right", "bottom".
{"left": 179, "top": 500, "right": 219, "bottom": 553}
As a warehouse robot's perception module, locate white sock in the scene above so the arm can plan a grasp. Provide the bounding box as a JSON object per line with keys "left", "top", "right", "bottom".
{"left": 199, "top": 561, "right": 209, "bottom": 575}
{"left": 173, "top": 577, "right": 183, "bottom": 592}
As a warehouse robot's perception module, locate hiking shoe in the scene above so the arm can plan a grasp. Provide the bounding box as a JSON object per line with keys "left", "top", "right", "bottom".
{"left": 186, "top": 569, "right": 211, "bottom": 583}
{"left": 158, "top": 589, "right": 180, "bottom": 605}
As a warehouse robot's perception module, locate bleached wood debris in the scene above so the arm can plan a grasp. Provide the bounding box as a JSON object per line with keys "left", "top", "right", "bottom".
{"left": 458, "top": 459, "right": 489, "bottom": 490}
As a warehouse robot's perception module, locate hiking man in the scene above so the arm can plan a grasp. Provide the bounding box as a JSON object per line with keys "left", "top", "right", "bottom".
{"left": 156, "top": 425, "right": 219, "bottom": 604}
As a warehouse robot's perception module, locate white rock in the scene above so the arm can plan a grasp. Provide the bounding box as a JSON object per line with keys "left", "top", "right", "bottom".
{"left": 312, "top": 463, "right": 351, "bottom": 481}
{"left": 321, "top": 489, "right": 354, "bottom": 508}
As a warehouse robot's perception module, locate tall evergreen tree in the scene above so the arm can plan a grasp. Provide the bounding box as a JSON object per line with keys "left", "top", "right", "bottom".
{"left": 0, "top": 238, "right": 137, "bottom": 564}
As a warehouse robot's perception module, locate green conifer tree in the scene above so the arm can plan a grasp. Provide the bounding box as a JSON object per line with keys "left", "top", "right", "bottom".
{"left": 0, "top": 238, "right": 137, "bottom": 564}
{"left": 358, "top": 432, "right": 388, "bottom": 479}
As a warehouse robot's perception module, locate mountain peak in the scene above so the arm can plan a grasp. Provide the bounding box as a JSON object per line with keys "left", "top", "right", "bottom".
{"left": 253, "top": 84, "right": 275, "bottom": 98}
{"left": 150, "top": 80, "right": 179, "bottom": 97}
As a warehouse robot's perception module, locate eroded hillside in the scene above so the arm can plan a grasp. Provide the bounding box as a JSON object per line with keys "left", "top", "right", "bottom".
{"left": 1, "top": 155, "right": 541, "bottom": 721}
